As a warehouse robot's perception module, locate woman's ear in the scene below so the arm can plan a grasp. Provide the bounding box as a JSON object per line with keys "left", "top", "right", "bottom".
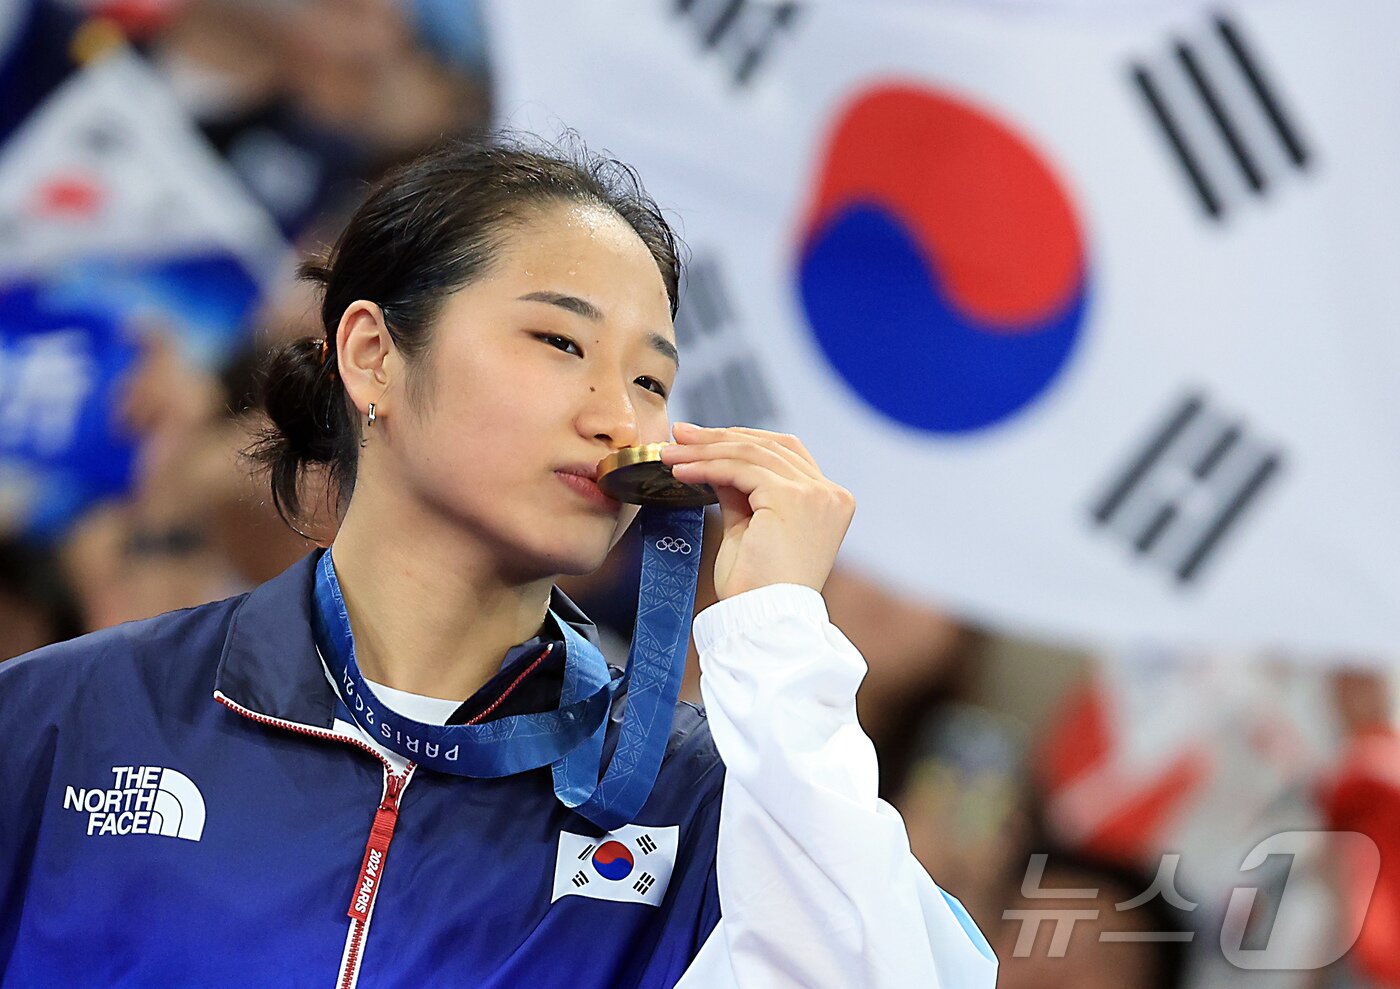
{"left": 337, "top": 301, "right": 394, "bottom": 417}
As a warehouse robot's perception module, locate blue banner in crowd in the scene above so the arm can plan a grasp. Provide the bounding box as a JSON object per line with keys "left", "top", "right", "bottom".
{"left": 0, "top": 280, "right": 138, "bottom": 539}
{"left": 0, "top": 254, "right": 264, "bottom": 539}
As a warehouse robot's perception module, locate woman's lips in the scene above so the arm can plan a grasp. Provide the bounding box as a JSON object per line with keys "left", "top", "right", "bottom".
{"left": 555, "top": 470, "right": 622, "bottom": 512}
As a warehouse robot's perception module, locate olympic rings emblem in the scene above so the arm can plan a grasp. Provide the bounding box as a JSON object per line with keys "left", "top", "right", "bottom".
{"left": 654, "top": 536, "right": 693, "bottom": 554}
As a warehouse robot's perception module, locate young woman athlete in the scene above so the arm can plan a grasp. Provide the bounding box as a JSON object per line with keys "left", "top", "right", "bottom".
{"left": 0, "top": 138, "right": 996, "bottom": 988}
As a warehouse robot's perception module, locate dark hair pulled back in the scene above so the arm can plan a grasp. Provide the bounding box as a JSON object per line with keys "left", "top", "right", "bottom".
{"left": 246, "top": 134, "right": 684, "bottom": 535}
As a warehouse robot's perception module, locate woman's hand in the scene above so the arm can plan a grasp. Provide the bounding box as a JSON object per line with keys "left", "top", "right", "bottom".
{"left": 660, "top": 422, "right": 855, "bottom": 601}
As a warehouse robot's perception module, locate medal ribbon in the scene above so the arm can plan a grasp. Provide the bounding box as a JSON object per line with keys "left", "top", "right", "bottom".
{"left": 313, "top": 504, "right": 704, "bottom": 828}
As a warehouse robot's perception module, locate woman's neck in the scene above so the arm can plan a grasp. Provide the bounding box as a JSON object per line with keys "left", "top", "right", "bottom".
{"left": 327, "top": 484, "right": 556, "bottom": 702}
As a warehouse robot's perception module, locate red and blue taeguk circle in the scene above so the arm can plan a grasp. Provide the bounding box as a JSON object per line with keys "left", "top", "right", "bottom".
{"left": 796, "top": 84, "right": 1088, "bottom": 434}
{"left": 591, "top": 841, "right": 635, "bottom": 881}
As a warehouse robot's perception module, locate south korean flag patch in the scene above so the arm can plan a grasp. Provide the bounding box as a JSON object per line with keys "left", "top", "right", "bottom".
{"left": 551, "top": 824, "right": 679, "bottom": 907}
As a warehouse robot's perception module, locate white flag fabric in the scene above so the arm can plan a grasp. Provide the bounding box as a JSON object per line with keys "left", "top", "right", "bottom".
{"left": 551, "top": 824, "right": 679, "bottom": 907}
{"left": 485, "top": 0, "right": 1400, "bottom": 656}
{"left": 0, "top": 48, "right": 285, "bottom": 302}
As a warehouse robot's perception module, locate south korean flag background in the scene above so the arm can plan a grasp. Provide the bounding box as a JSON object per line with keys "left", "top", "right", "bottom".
{"left": 552, "top": 825, "right": 680, "bottom": 907}
{"left": 485, "top": 0, "right": 1400, "bottom": 656}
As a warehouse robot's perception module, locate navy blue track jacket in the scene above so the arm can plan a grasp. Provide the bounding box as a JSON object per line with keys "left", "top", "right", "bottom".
{"left": 0, "top": 551, "right": 724, "bottom": 987}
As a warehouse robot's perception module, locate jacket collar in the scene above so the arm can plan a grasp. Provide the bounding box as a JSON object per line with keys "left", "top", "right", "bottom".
{"left": 214, "top": 549, "right": 603, "bottom": 729}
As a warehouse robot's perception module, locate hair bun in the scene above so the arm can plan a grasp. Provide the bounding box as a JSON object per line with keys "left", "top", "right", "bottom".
{"left": 244, "top": 336, "right": 353, "bottom": 527}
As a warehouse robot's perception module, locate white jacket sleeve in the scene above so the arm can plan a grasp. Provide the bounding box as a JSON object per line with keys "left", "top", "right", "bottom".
{"left": 674, "top": 583, "right": 998, "bottom": 989}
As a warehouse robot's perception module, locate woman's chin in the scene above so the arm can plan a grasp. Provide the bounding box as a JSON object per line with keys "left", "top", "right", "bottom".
{"left": 511, "top": 531, "right": 613, "bottom": 581}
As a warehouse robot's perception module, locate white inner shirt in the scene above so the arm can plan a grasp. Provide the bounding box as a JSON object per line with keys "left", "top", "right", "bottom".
{"left": 359, "top": 676, "right": 462, "bottom": 727}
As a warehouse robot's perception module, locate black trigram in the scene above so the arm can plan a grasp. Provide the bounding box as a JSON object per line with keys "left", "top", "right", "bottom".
{"left": 633, "top": 873, "right": 657, "bottom": 895}
{"left": 675, "top": 257, "right": 734, "bottom": 346}
{"left": 674, "top": 252, "right": 783, "bottom": 428}
{"left": 636, "top": 834, "right": 658, "bottom": 855}
{"left": 673, "top": 0, "right": 800, "bottom": 87}
{"left": 572, "top": 871, "right": 590, "bottom": 888}
{"left": 576, "top": 843, "right": 596, "bottom": 861}
{"left": 1130, "top": 14, "right": 1311, "bottom": 220}
{"left": 678, "top": 357, "right": 778, "bottom": 429}
{"left": 1090, "top": 393, "right": 1283, "bottom": 584}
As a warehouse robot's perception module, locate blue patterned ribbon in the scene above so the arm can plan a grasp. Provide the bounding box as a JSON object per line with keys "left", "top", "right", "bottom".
{"left": 313, "top": 504, "right": 704, "bottom": 828}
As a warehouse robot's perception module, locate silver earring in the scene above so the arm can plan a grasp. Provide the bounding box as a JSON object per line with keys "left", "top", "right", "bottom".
{"left": 360, "top": 403, "right": 377, "bottom": 449}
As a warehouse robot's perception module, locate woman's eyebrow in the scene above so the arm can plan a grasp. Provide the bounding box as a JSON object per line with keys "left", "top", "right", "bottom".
{"left": 518, "top": 290, "right": 679, "bottom": 368}
{"left": 518, "top": 290, "right": 603, "bottom": 321}
{"left": 650, "top": 334, "right": 679, "bottom": 369}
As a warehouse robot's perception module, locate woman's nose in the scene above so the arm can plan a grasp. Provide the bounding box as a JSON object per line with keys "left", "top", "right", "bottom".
{"left": 577, "top": 378, "right": 640, "bottom": 449}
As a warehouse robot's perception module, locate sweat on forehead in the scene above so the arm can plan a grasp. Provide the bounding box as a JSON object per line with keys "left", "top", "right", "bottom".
{"left": 493, "top": 201, "right": 667, "bottom": 268}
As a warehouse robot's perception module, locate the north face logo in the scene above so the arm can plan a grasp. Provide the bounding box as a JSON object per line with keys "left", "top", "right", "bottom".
{"left": 63, "top": 766, "right": 206, "bottom": 841}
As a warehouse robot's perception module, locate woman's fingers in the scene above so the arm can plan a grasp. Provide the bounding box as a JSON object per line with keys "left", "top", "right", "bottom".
{"left": 660, "top": 423, "right": 854, "bottom": 598}
{"left": 723, "top": 426, "right": 820, "bottom": 471}
{"left": 668, "top": 457, "right": 801, "bottom": 503}
{"left": 662, "top": 438, "right": 808, "bottom": 482}
{"left": 666, "top": 423, "right": 821, "bottom": 480}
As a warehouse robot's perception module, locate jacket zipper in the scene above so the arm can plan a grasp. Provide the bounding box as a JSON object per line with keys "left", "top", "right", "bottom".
{"left": 213, "top": 691, "right": 414, "bottom": 989}
{"left": 339, "top": 766, "right": 414, "bottom": 989}
{"left": 214, "top": 690, "right": 399, "bottom": 766}
{"left": 213, "top": 645, "right": 548, "bottom": 989}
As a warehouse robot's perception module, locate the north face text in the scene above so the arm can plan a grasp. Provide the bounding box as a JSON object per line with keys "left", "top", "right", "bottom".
{"left": 63, "top": 765, "right": 206, "bottom": 841}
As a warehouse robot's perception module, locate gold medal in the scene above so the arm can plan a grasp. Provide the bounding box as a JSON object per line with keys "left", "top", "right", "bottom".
{"left": 596, "top": 444, "right": 719, "bottom": 507}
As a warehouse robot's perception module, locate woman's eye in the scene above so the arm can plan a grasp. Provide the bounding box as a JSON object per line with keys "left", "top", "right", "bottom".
{"left": 534, "top": 332, "right": 665, "bottom": 396}
{"left": 537, "top": 333, "right": 582, "bottom": 356}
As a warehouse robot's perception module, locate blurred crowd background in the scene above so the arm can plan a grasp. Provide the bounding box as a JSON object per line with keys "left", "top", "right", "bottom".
{"left": 2, "top": 2, "right": 1397, "bottom": 987}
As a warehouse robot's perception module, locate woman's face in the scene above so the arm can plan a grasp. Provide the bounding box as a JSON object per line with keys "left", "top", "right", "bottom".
{"left": 374, "top": 201, "right": 677, "bottom": 578}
